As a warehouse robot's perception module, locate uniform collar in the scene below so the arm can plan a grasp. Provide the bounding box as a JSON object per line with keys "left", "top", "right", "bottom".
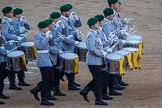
{"left": 3, "top": 16, "right": 12, "bottom": 22}
{"left": 89, "top": 29, "right": 97, "bottom": 35}
{"left": 104, "top": 18, "right": 111, "bottom": 23}
{"left": 98, "top": 27, "right": 102, "bottom": 30}
{"left": 61, "top": 15, "right": 68, "bottom": 21}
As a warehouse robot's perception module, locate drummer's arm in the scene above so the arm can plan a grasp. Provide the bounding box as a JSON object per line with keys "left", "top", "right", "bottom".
{"left": 2, "top": 23, "right": 18, "bottom": 41}
{"left": 0, "top": 47, "right": 7, "bottom": 56}
{"left": 86, "top": 34, "right": 103, "bottom": 57}
{"left": 33, "top": 34, "right": 49, "bottom": 50}
{"left": 49, "top": 46, "right": 61, "bottom": 55}
{"left": 62, "top": 35, "right": 75, "bottom": 45}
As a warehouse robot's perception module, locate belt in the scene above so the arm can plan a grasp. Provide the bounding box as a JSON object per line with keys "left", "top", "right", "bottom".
{"left": 37, "top": 50, "right": 49, "bottom": 54}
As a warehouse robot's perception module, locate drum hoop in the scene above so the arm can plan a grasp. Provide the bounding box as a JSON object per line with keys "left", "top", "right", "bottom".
{"left": 60, "top": 52, "right": 78, "bottom": 60}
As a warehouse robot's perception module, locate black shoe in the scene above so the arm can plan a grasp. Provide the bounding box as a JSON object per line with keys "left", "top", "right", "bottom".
{"left": 0, "top": 101, "right": 5, "bottom": 104}
{"left": 41, "top": 99, "right": 54, "bottom": 106}
{"left": 0, "top": 94, "right": 10, "bottom": 99}
{"left": 119, "top": 81, "right": 129, "bottom": 86}
{"left": 102, "top": 95, "right": 113, "bottom": 100}
{"left": 109, "top": 89, "right": 122, "bottom": 96}
{"left": 73, "top": 82, "right": 80, "bottom": 87}
{"left": 9, "top": 85, "right": 22, "bottom": 90}
{"left": 47, "top": 95, "right": 57, "bottom": 100}
{"left": 95, "top": 99, "right": 108, "bottom": 105}
{"left": 79, "top": 89, "right": 89, "bottom": 103}
{"left": 113, "top": 85, "right": 125, "bottom": 90}
{"left": 30, "top": 87, "right": 40, "bottom": 101}
{"left": 54, "top": 91, "right": 66, "bottom": 96}
{"left": 18, "top": 81, "right": 30, "bottom": 86}
{"left": 68, "top": 85, "right": 80, "bottom": 90}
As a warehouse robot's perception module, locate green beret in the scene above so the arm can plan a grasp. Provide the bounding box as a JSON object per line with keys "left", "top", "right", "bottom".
{"left": 45, "top": 19, "right": 53, "bottom": 25}
{"left": 94, "top": 15, "right": 104, "bottom": 22}
{"left": 2, "top": 6, "right": 12, "bottom": 14}
{"left": 0, "top": 18, "right": 2, "bottom": 24}
{"left": 50, "top": 12, "right": 61, "bottom": 19}
{"left": 60, "top": 5, "right": 71, "bottom": 12}
{"left": 103, "top": 8, "right": 114, "bottom": 16}
{"left": 65, "top": 4, "right": 73, "bottom": 10}
{"left": 107, "top": 0, "right": 120, "bottom": 5}
{"left": 13, "top": 8, "right": 23, "bottom": 15}
{"left": 87, "top": 18, "right": 98, "bottom": 26}
{"left": 37, "top": 21, "right": 49, "bottom": 29}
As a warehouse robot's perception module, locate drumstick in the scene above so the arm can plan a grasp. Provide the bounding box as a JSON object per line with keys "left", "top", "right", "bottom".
{"left": 7, "top": 46, "right": 19, "bottom": 54}
{"left": 110, "top": 40, "right": 121, "bottom": 51}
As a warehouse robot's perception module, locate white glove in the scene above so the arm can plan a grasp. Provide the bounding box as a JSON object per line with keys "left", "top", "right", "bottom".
{"left": 59, "top": 50, "right": 63, "bottom": 54}
{"left": 102, "top": 50, "right": 107, "bottom": 57}
{"left": 106, "top": 48, "right": 112, "bottom": 53}
{"left": 121, "top": 40, "right": 126, "bottom": 45}
{"left": 9, "top": 40, "right": 15, "bottom": 45}
{"left": 20, "top": 16, "right": 27, "bottom": 24}
{"left": 59, "top": 34, "right": 65, "bottom": 41}
{"left": 75, "top": 41, "right": 80, "bottom": 45}
{"left": 77, "top": 30, "right": 82, "bottom": 36}
{"left": 120, "top": 28, "right": 127, "bottom": 35}
{"left": 46, "top": 30, "right": 53, "bottom": 39}
{"left": 109, "top": 32, "right": 115, "bottom": 39}
{"left": 7, "top": 50, "right": 9, "bottom": 54}
{"left": 69, "top": 11, "right": 79, "bottom": 20}
{"left": 124, "top": 17, "right": 133, "bottom": 24}
{"left": 18, "top": 37, "right": 22, "bottom": 41}
{"left": 20, "top": 27, "right": 26, "bottom": 33}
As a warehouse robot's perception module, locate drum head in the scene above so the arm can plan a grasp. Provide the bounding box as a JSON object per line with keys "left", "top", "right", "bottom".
{"left": 106, "top": 53, "right": 124, "bottom": 61}
{"left": 60, "top": 53, "right": 78, "bottom": 60}
{"left": 77, "top": 41, "right": 87, "bottom": 49}
{"left": 123, "top": 47, "right": 139, "bottom": 52}
{"left": 126, "top": 34, "right": 142, "bottom": 40}
{"left": 21, "top": 42, "right": 34, "bottom": 47}
{"left": 114, "top": 50, "right": 130, "bottom": 56}
{"left": 7, "top": 51, "right": 24, "bottom": 58}
{"left": 126, "top": 40, "right": 141, "bottom": 45}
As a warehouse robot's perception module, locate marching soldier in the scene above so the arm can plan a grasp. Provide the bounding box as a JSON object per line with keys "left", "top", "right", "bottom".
{"left": 1, "top": 6, "right": 24, "bottom": 90}
{"left": 94, "top": 14, "right": 113, "bottom": 100}
{"left": 108, "top": 0, "right": 129, "bottom": 86}
{"left": 49, "top": 12, "right": 66, "bottom": 96}
{"left": 13, "top": 8, "right": 30, "bottom": 43}
{"left": 60, "top": 4, "right": 80, "bottom": 90}
{"left": 80, "top": 18, "right": 108, "bottom": 105}
{"left": 0, "top": 18, "right": 10, "bottom": 101}
{"left": 102, "top": 7, "right": 124, "bottom": 95}
{"left": 30, "top": 20, "right": 57, "bottom": 106}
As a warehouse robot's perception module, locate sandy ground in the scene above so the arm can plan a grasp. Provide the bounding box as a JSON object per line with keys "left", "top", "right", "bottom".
{"left": 0, "top": 0, "right": 162, "bottom": 108}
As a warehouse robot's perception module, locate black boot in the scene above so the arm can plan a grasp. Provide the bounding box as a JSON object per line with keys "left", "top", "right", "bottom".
{"left": 0, "top": 93, "right": 10, "bottom": 99}
{"left": 18, "top": 81, "right": 30, "bottom": 86}
{"left": 79, "top": 88, "right": 89, "bottom": 102}
{"left": 30, "top": 86, "right": 40, "bottom": 101}
{"left": 68, "top": 84, "right": 80, "bottom": 90}
{"left": 47, "top": 94, "right": 57, "bottom": 100}
{"left": 102, "top": 95, "right": 113, "bottom": 100}
{"left": 119, "top": 80, "right": 129, "bottom": 86}
{"left": 109, "top": 89, "right": 122, "bottom": 96}
{"left": 54, "top": 90, "right": 66, "bottom": 96}
{"left": 41, "top": 98, "right": 54, "bottom": 106}
{"left": 0, "top": 101, "right": 5, "bottom": 104}
{"left": 113, "top": 82, "right": 125, "bottom": 90}
{"left": 9, "top": 84, "right": 22, "bottom": 90}
{"left": 95, "top": 99, "right": 108, "bottom": 105}
{"left": 73, "top": 82, "right": 80, "bottom": 87}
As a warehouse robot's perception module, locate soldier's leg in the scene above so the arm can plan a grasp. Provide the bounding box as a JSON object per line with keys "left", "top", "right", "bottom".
{"left": 17, "top": 70, "right": 30, "bottom": 86}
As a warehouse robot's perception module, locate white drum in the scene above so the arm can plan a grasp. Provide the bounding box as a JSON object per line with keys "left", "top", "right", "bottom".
{"left": 105, "top": 53, "right": 124, "bottom": 74}
{"left": 59, "top": 52, "right": 78, "bottom": 73}
{"left": 76, "top": 41, "right": 87, "bottom": 62}
{"left": 126, "top": 34, "right": 142, "bottom": 41}
{"left": 125, "top": 40, "right": 141, "bottom": 48}
{"left": 20, "top": 42, "right": 36, "bottom": 61}
{"left": 7, "top": 51, "right": 25, "bottom": 72}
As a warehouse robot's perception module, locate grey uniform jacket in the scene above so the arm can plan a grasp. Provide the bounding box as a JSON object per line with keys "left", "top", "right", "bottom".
{"left": 97, "top": 28, "right": 112, "bottom": 48}
{"left": 103, "top": 18, "right": 123, "bottom": 39}
{"left": 34, "top": 31, "right": 60, "bottom": 67}
{"left": 0, "top": 45, "right": 7, "bottom": 64}
{"left": 2, "top": 17, "right": 18, "bottom": 50}
{"left": 60, "top": 16, "right": 76, "bottom": 52}
{"left": 86, "top": 29, "right": 104, "bottom": 65}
